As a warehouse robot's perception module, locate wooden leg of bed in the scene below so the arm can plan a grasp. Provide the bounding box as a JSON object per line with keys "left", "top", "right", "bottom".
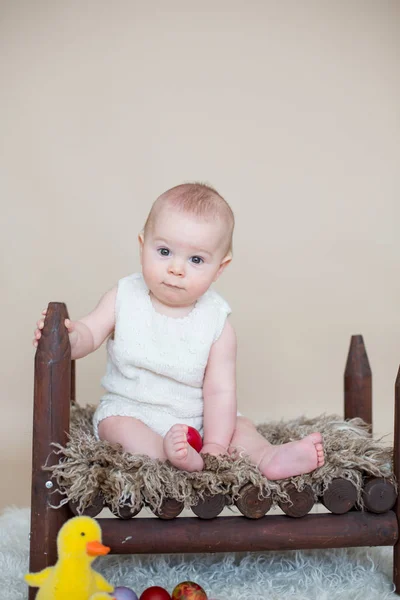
{"left": 28, "top": 302, "right": 72, "bottom": 599}
{"left": 393, "top": 367, "right": 400, "bottom": 594}
{"left": 28, "top": 505, "right": 70, "bottom": 600}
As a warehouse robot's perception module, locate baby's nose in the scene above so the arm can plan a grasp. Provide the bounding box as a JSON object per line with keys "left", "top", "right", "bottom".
{"left": 168, "top": 260, "right": 185, "bottom": 276}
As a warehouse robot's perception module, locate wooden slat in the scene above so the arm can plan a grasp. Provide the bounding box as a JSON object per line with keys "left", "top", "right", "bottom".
{"left": 322, "top": 478, "right": 357, "bottom": 514}
{"left": 98, "top": 512, "right": 398, "bottom": 554}
{"left": 151, "top": 498, "right": 184, "bottom": 520}
{"left": 69, "top": 493, "right": 105, "bottom": 518}
{"left": 363, "top": 478, "right": 396, "bottom": 514}
{"left": 278, "top": 484, "right": 314, "bottom": 518}
{"left": 235, "top": 483, "right": 272, "bottom": 519}
{"left": 191, "top": 493, "right": 226, "bottom": 519}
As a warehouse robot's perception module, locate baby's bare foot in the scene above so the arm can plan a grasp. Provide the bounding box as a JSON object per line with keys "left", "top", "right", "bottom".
{"left": 163, "top": 424, "right": 204, "bottom": 472}
{"left": 258, "top": 432, "right": 324, "bottom": 480}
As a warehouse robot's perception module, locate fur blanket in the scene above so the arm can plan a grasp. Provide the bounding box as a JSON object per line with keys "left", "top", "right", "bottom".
{"left": 44, "top": 404, "right": 394, "bottom": 514}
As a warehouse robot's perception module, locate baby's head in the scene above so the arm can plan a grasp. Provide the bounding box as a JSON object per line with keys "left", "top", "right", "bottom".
{"left": 139, "top": 183, "right": 234, "bottom": 308}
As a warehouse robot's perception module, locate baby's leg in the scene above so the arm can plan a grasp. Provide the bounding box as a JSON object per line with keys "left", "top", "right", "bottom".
{"left": 230, "top": 416, "right": 324, "bottom": 480}
{"left": 98, "top": 417, "right": 204, "bottom": 472}
{"left": 163, "top": 424, "right": 204, "bottom": 472}
{"left": 98, "top": 416, "right": 167, "bottom": 460}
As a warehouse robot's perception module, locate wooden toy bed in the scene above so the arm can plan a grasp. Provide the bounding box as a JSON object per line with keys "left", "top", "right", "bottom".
{"left": 28, "top": 303, "right": 400, "bottom": 599}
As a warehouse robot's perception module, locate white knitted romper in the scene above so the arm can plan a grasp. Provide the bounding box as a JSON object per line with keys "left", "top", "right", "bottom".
{"left": 93, "top": 273, "right": 232, "bottom": 438}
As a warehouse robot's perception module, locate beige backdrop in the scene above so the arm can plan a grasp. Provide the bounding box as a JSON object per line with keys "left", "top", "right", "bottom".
{"left": 1, "top": 1, "right": 399, "bottom": 510}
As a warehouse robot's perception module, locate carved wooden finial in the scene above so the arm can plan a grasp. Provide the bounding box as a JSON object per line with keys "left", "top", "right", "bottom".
{"left": 395, "top": 365, "right": 400, "bottom": 391}
{"left": 35, "top": 302, "right": 71, "bottom": 364}
{"left": 344, "top": 335, "right": 372, "bottom": 429}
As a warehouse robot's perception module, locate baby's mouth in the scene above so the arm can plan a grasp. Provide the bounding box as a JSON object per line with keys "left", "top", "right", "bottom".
{"left": 163, "top": 282, "right": 183, "bottom": 290}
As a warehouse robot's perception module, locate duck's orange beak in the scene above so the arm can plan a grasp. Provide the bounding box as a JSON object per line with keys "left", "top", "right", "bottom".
{"left": 86, "top": 540, "right": 111, "bottom": 557}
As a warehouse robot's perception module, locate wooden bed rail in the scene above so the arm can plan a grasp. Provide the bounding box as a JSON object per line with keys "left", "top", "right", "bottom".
{"left": 99, "top": 512, "right": 398, "bottom": 554}
{"left": 28, "top": 302, "right": 400, "bottom": 597}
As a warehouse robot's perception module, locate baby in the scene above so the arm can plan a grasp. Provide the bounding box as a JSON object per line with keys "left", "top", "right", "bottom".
{"left": 33, "top": 183, "right": 324, "bottom": 478}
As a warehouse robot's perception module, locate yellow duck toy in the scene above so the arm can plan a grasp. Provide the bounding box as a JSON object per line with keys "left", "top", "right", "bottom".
{"left": 25, "top": 515, "right": 115, "bottom": 600}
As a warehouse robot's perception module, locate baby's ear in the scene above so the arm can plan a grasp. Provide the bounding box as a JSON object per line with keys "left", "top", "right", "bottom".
{"left": 214, "top": 252, "right": 232, "bottom": 281}
{"left": 138, "top": 232, "right": 144, "bottom": 260}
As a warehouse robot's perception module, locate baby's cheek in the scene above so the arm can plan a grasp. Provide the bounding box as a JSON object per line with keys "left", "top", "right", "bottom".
{"left": 193, "top": 275, "right": 213, "bottom": 296}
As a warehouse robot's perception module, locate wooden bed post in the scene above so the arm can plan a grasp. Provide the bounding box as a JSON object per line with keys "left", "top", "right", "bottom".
{"left": 393, "top": 366, "right": 400, "bottom": 593}
{"left": 28, "top": 302, "right": 72, "bottom": 600}
{"left": 344, "top": 335, "right": 372, "bottom": 431}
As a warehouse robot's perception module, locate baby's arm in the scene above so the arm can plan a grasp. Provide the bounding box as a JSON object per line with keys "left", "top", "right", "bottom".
{"left": 201, "top": 319, "right": 237, "bottom": 455}
{"left": 33, "top": 287, "right": 117, "bottom": 360}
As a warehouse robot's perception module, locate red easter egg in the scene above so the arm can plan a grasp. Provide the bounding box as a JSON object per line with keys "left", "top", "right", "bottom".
{"left": 171, "top": 581, "right": 207, "bottom": 600}
{"left": 140, "top": 586, "right": 171, "bottom": 600}
{"left": 186, "top": 427, "right": 203, "bottom": 453}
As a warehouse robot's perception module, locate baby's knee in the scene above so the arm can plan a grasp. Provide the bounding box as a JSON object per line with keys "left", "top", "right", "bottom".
{"left": 97, "top": 415, "right": 126, "bottom": 441}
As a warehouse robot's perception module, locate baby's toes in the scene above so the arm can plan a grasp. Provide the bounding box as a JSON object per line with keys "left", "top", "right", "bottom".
{"left": 172, "top": 424, "right": 189, "bottom": 441}
{"left": 176, "top": 445, "right": 188, "bottom": 458}
{"left": 315, "top": 443, "right": 324, "bottom": 466}
{"left": 171, "top": 424, "right": 188, "bottom": 435}
{"left": 309, "top": 432, "right": 322, "bottom": 444}
{"left": 173, "top": 428, "right": 187, "bottom": 440}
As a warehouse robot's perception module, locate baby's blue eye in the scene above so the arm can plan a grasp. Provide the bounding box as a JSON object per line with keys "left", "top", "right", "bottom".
{"left": 158, "top": 248, "right": 170, "bottom": 257}
{"left": 190, "top": 256, "right": 204, "bottom": 265}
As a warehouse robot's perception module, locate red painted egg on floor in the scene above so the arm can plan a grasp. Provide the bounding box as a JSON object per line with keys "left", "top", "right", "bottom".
{"left": 171, "top": 581, "right": 207, "bottom": 600}
{"left": 186, "top": 427, "right": 203, "bottom": 453}
{"left": 140, "top": 586, "right": 171, "bottom": 600}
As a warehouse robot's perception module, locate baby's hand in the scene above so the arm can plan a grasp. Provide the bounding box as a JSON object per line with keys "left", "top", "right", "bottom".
{"left": 200, "top": 443, "right": 227, "bottom": 457}
{"left": 64, "top": 318, "right": 79, "bottom": 349}
{"left": 32, "top": 308, "right": 48, "bottom": 347}
{"left": 33, "top": 309, "right": 78, "bottom": 349}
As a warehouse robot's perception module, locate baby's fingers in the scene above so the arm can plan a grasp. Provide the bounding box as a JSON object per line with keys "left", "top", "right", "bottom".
{"left": 33, "top": 309, "right": 48, "bottom": 348}
{"left": 64, "top": 318, "right": 75, "bottom": 332}
{"left": 33, "top": 329, "right": 41, "bottom": 347}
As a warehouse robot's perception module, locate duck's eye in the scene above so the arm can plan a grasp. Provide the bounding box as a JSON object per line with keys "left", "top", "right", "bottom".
{"left": 80, "top": 532, "right": 86, "bottom": 536}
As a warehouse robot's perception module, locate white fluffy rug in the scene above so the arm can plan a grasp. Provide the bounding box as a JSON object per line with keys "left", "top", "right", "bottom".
{"left": 1, "top": 507, "right": 398, "bottom": 600}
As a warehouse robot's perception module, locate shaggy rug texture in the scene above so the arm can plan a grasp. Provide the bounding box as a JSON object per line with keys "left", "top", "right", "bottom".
{"left": 46, "top": 405, "right": 393, "bottom": 514}
{"left": 2, "top": 507, "right": 397, "bottom": 600}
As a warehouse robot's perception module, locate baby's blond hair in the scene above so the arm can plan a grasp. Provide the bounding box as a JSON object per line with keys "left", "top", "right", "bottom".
{"left": 144, "top": 183, "right": 234, "bottom": 255}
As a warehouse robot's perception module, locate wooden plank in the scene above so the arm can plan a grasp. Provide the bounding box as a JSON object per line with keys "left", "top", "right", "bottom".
{"left": 98, "top": 512, "right": 398, "bottom": 554}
